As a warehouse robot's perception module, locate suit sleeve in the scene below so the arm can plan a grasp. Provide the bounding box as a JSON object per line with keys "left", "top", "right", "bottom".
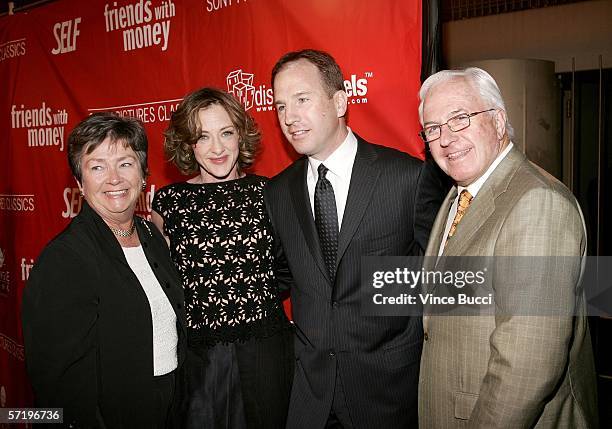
{"left": 21, "top": 242, "right": 100, "bottom": 426}
{"left": 263, "top": 184, "right": 294, "bottom": 293}
{"left": 467, "top": 188, "right": 585, "bottom": 428}
{"left": 413, "top": 158, "right": 449, "bottom": 253}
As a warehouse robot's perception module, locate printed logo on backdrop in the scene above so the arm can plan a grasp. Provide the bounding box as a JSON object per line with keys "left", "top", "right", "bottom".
{"left": 206, "top": 0, "right": 249, "bottom": 13}
{"left": 0, "top": 251, "right": 33, "bottom": 294}
{"left": 21, "top": 257, "right": 34, "bottom": 282}
{"left": 0, "top": 38, "right": 26, "bottom": 62}
{"left": 10, "top": 103, "right": 68, "bottom": 151}
{"left": 0, "top": 247, "right": 9, "bottom": 297}
{"left": 0, "top": 194, "right": 35, "bottom": 212}
{"left": 104, "top": 0, "right": 176, "bottom": 52}
{"left": 226, "top": 70, "right": 273, "bottom": 112}
{"left": 344, "top": 72, "right": 372, "bottom": 105}
{"left": 62, "top": 186, "right": 157, "bottom": 221}
{"left": 87, "top": 97, "right": 182, "bottom": 124}
{"left": 0, "top": 334, "right": 25, "bottom": 362}
{"left": 51, "top": 17, "right": 81, "bottom": 54}
{"left": 226, "top": 69, "right": 373, "bottom": 112}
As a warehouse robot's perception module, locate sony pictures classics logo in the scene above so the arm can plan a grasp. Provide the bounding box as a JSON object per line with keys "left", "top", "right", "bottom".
{"left": 0, "top": 248, "right": 4, "bottom": 269}
{"left": 227, "top": 69, "right": 255, "bottom": 111}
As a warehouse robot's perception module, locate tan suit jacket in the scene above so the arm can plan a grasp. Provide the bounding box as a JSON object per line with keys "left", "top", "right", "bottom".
{"left": 418, "top": 147, "right": 598, "bottom": 428}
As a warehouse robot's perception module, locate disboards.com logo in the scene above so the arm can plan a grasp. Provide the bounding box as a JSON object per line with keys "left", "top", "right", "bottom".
{"left": 226, "top": 69, "right": 274, "bottom": 112}
{"left": 226, "top": 68, "right": 372, "bottom": 113}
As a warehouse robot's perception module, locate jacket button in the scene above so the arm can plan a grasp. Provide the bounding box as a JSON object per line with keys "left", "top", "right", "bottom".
{"left": 143, "top": 242, "right": 148, "bottom": 248}
{"left": 165, "top": 281, "right": 171, "bottom": 289}
{"left": 329, "top": 350, "right": 336, "bottom": 357}
{"left": 332, "top": 301, "right": 338, "bottom": 308}
{"left": 424, "top": 332, "right": 429, "bottom": 341}
{"left": 153, "top": 262, "right": 159, "bottom": 268}
{"left": 176, "top": 302, "right": 182, "bottom": 309}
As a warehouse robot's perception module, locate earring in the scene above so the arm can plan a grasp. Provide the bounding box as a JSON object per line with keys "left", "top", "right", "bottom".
{"left": 141, "top": 180, "right": 146, "bottom": 191}
{"left": 79, "top": 189, "right": 84, "bottom": 197}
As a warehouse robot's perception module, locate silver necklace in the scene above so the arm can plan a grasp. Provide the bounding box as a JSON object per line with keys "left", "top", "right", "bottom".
{"left": 109, "top": 223, "right": 136, "bottom": 237}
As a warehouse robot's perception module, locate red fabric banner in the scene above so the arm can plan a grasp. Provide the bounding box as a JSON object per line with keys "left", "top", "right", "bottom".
{"left": 0, "top": 0, "right": 422, "bottom": 409}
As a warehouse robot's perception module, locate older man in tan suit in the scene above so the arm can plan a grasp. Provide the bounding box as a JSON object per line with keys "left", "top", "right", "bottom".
{"left": 417, "top": 68, "right": 598, "bottom": 428}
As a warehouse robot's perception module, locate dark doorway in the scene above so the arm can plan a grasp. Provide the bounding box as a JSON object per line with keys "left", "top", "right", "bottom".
{"left": 559, "top": 67, "right": 612, "bottom": 426}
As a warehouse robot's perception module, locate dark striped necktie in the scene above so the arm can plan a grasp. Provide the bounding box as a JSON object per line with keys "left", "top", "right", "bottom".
{"left": 314, "top": 163, "right": 339, "bottom": 280}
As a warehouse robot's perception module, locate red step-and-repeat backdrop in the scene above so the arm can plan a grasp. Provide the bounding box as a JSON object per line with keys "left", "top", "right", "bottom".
{"left": 0, "top": 0, "right": 423, "bottom": 409}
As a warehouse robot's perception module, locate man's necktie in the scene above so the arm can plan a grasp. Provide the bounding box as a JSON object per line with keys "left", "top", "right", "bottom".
{"left": 445, "top": 190, "right": 473, "bottom": 248}
{"left": 314, "top": 164, "right": 339, "bottom": 280}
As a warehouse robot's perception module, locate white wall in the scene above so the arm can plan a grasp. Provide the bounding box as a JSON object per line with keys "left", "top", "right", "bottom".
{"left": 460, "top": 59, "right": 562, "bottom": 177}
{"left": 443, "top": 0, "right": 612, "bottom": 72}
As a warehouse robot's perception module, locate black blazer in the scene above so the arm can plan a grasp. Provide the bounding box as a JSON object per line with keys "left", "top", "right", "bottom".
{"left": 264, "top": 136, "right": 444, "bottom": 429}
{"left": 22, "top": 202, "right": 187, "bottom": 428}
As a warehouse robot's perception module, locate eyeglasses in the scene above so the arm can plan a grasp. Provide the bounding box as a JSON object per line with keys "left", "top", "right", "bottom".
{"left": 419, "top": 109, "right": 495, "bottom": 143}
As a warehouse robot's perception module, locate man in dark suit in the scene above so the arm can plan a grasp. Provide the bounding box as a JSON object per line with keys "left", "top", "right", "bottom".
{"left": 264, "top": 49, "right": 443, "bottom": 429}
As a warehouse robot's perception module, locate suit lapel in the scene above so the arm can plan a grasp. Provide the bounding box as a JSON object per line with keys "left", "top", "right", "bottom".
{"left": 425, "top": 187, "right": 457, "bottom": 264}
{"left": 425, "top": 147, "right": 526, "bottom": 317}
{"left": 80, "top": 202, "right": 186, "bottom": 340}
{"left": 288, "top": 157, "right": 331, "bottom": 283}
{"left": 336, "top": 138, "right": 380, "bottom": 269}
{"left": 80, "top": 202, "right": 131, "bottom": 268}
{"left": 442, "top": 188, "right": 495, "bottom": 256}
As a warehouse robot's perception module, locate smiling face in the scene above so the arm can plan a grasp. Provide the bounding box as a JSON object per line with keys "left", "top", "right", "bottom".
{"left": 422, "top": 78, "right": 506, "bottom": 187}
{"left": 79, "top": 137, "right": 143, "bottom": 227}
{"left": 273, "top": 59, "right": 348, "bottom": 161}
{"left": 192, "top": 104, "right": 240, "bottom": 183}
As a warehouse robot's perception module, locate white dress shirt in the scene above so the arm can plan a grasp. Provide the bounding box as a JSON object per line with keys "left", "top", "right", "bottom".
{"left": 122, "top": 245, "right": 178, "bottom": 376}
{"left": 438, "top": 142, "right": 514, "bottom": 256}
{"left": 306, "top": 128, "right": 358, "bottom": 230}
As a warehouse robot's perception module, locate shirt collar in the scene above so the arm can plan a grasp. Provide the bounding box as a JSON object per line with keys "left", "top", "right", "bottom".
{"left": 308, "top": 127, "right": 358, "bottom": 181}
{"left": 459, "top": 142, "right": 514, "bottom": 197}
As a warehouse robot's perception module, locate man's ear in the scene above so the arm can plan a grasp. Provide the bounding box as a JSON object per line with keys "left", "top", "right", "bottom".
{"left": 334, "top": 90, "right": 348, "bottom": 118}
{"left": 494, "top": 109, "right": 507, "bottom": 141}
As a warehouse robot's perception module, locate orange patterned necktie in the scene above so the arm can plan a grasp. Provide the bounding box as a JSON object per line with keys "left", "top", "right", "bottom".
{"left": 445, "top": 190, "right": 473, "bottom": 247}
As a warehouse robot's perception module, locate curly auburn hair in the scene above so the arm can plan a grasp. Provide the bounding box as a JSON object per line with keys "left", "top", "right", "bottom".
{"left": 164, "top": 87, "right": 261, "bottom": 175}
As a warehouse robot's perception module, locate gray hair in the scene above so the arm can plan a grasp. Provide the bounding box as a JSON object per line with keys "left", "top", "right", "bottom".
{"left": 418, "top": 67, "right": 514, "bottom": 141}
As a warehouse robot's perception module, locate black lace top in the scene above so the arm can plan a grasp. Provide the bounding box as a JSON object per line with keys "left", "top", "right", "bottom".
{"left": 152, "top": 175, "right": 289, "bottom": 348}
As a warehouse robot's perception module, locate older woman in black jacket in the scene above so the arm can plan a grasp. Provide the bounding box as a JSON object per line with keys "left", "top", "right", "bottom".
{"left": 22, "top": 113, "right": 186, "bottom": 428}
